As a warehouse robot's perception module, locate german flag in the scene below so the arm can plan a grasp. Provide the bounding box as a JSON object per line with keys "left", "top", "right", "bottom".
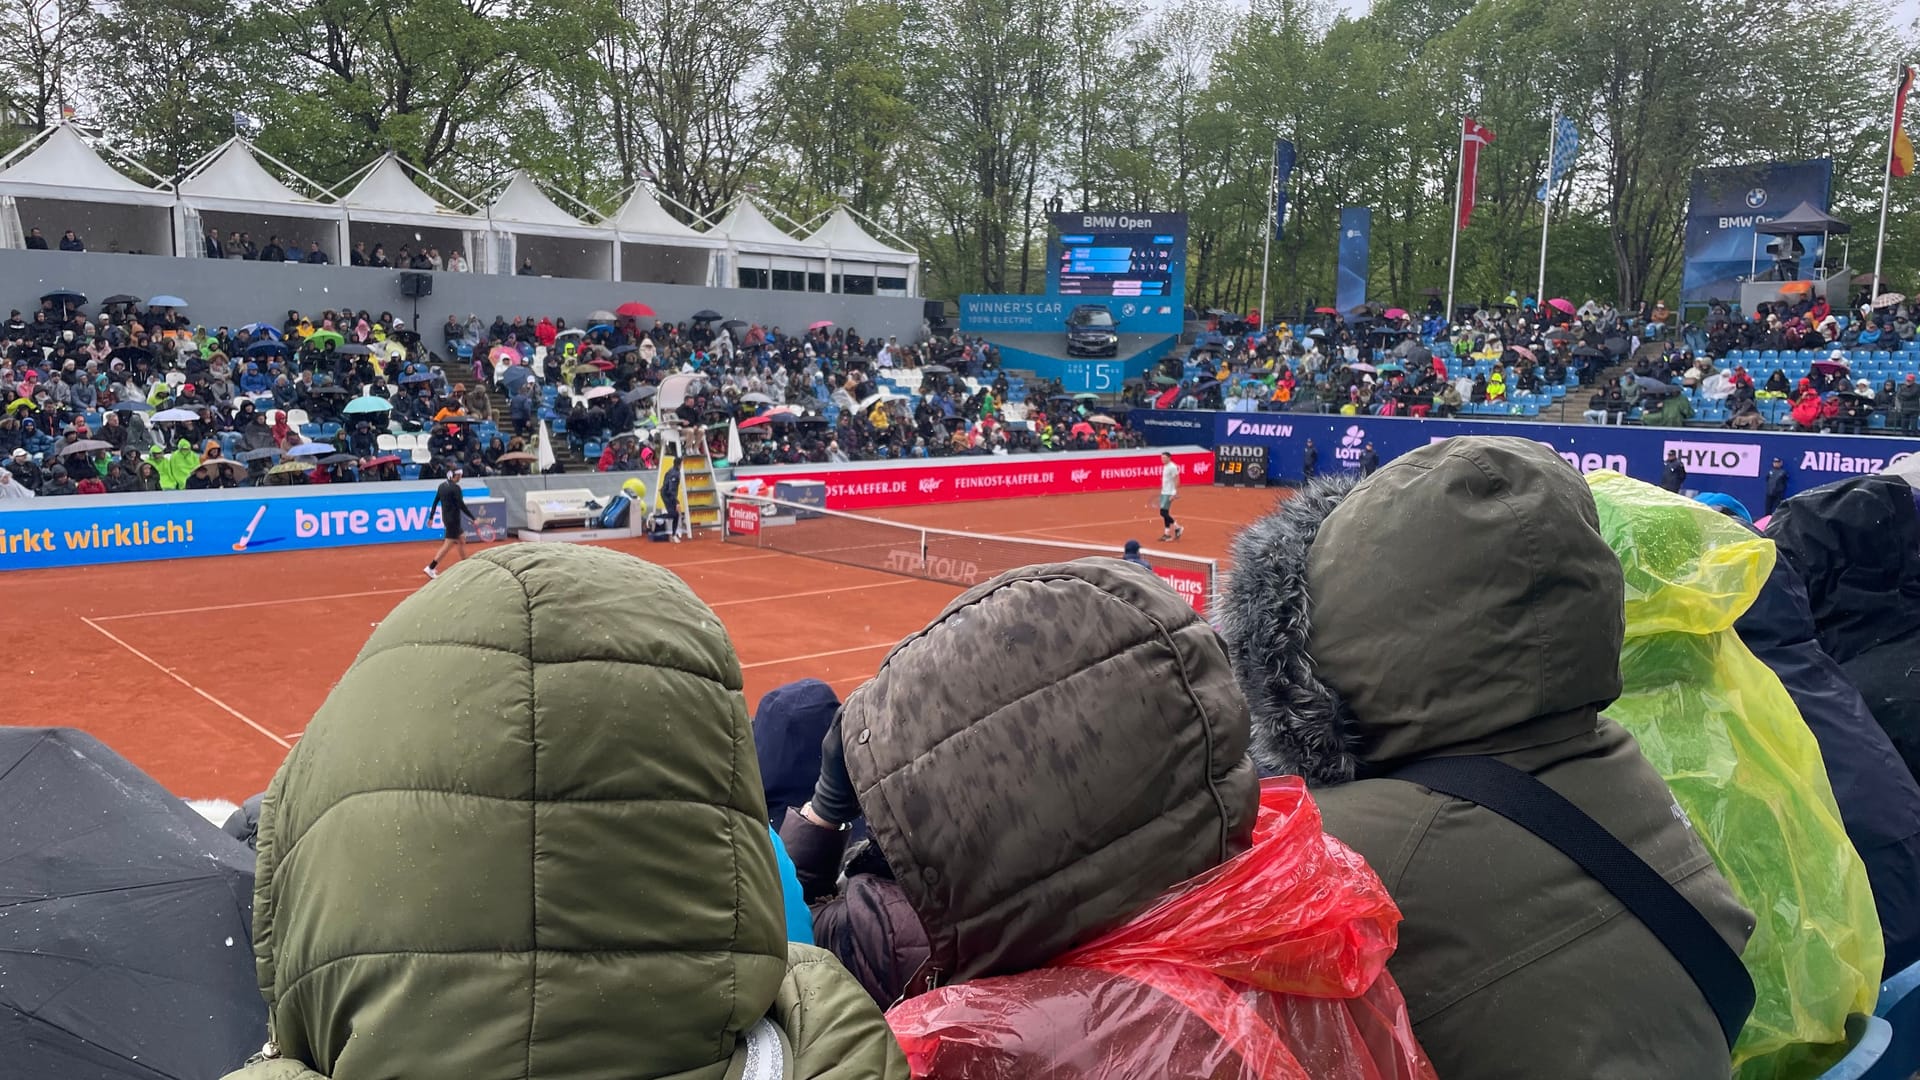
{"left": 1894, "top": 65, "right": 1916, "bottom": 178}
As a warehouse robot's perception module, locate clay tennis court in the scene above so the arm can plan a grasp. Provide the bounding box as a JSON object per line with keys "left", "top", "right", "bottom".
{"left": 4, "top": 485, "right": 1283, "bottom": 802}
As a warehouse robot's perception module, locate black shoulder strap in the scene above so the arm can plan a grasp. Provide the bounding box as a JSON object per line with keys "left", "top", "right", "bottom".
{"left": 1391, "top": 755, "right": 1752, "bottom": 1049}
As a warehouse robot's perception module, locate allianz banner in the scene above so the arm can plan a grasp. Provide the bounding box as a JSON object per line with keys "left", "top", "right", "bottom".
{"left": 1682, "top": 159, "right": 1833, "bottom": 303}
{"left": 0, "top": 483, "right": 488, "bottom": 572}
{"left": 1125, "top": 409, "right": 1915, "bottom": 511}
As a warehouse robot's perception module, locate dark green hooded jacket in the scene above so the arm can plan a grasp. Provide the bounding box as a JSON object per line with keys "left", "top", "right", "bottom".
{"left": 1214, "top": 436, "right": 1754, "bottom": 1080}
{"left": 222, "top": 545, "right": 905, "bottom": 1080}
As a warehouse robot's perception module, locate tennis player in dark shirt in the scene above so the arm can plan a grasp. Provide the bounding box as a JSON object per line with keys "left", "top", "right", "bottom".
{"left": 424, "top": 466, "right": 476, "bottom": 579}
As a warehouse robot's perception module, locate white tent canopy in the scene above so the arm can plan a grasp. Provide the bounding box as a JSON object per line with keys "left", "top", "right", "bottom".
{"left": 486, "top": 171, "right": 605, "bottom": 240}
{"left": 484, "top": 170, "right": 613, "bottom": 280}
{"left": 803, "top": 208, "right": 917, "bottom": 264}
{"left": 0, "top": 126, "right": 173, "bottom": 206}
{"left": 178, "top": 138, "right": 344, "bottom": 259}
{"left": 604, "top": 186, "right": 725, "bottom": 248}
{"left": 338, "top": 154, "right": 484, "bottom": 231}
{"left": 0, "top": 126, "right": 175, "bottom": 254}
{"left": 603, "top": 185, "right": 722, "bottom": 287}
{"left": 710, "top": 198, "right": 825, "bottom": 259}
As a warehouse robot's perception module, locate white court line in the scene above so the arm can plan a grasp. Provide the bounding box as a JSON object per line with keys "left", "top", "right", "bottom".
{"left": 741, "top": 642, "right": 895, "bottom": 670}
{"left": 80, "top": 617, "right": 291, "bottom": 750}
{"left": 709, "top": 579, "right": 913, "bottom": 608}
{"left": 656, "top": 551, "right": 784, "bottom": 569}
{"left": 97, "top": 587, "right": 416, "bottom": 622}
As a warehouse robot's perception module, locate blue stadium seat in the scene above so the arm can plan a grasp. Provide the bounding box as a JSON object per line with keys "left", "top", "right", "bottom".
{"left": 1816, "top": 1014, "right": 1892, "bottom": 1079}
{"left": 401, "top": 463, "right": 421, "bottom": 480}
{"left": 1876, "top": 960, "right": 1920, "bottom": 1080}
{"left": 1763, "top": 350, "right": 1780, "bottom": 362}
{"left": 583, "top": 441, "right": 602, "bottom": 462}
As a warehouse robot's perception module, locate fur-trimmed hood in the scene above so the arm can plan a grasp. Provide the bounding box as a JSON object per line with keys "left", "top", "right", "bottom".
{"left": 1215, "top": 437, "right": 1626, "bottom": 783}
{"left": 1212, "top": 472, "right": 1365, "bottom": 784}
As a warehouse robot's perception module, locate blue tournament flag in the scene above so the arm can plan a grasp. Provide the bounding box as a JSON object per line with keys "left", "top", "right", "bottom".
{"left": 1272, "top": 139, "right": 1296, "bottom": 239}
{"left": 1536, "top": 116, "right": 1579, "bottom": 202}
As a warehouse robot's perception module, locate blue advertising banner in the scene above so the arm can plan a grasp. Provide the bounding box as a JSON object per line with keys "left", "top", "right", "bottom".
{"left": 1045, "top": 212, "right": 1187, "bottom": 333}
{"left": 1682, "top": 159, "right": 1833, "bottom": 303}
{"left": 0, "top": 483, "right": 488, "bottom": 572}
{"left": 1273, "top": 140, "right": 1297, "bottom": 240}
{"left": 1336, "top": 208, "right": 1371, "bottom": 314}
{"left": 958, "top": 294, "right": 1179, "bottom": 336}
{"left": 1125, "top": 409, "right": 1914, "bottom": 511}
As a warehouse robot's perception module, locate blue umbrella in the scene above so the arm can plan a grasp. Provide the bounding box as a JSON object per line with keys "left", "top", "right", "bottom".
{"left": 587, "top": 323, "right": 615, "bottom": 335}
{"left": 284, "top": 443, "right": 334, "bottom": 457}
{"left": 502, "top": 365, "right": 534, "bottom": 391}
{"left": 342, "top": 396, "right": 393, "bottom": 414}
{"left": 246, "top": 341, "right": 287, "bottom": 356}
{"left": 239, "top": 322, "right": 280, "bottom": 338}
{"left": 400, "top": 371, "right": 437, "bottom": 384}
{"left": 147, "top": 294, "right": 188, "bottom": 308}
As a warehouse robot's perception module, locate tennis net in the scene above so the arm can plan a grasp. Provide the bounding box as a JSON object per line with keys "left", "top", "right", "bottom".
{"left": 723, "top": 492, "right": 1218, "bottom": 612}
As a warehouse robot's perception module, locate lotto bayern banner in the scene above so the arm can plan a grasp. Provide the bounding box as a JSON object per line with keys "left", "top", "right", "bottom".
{"left": 1682, "top": 159, "right": 1833, "bottom": 303}
{"left": 1124, "top": 409, "right": 1915, "bottom": 511}
{"left": 736, "top": 450, "right": 1214, "bottom": 511}
{"left": 0, "top": 483, "right": 488, "bottom": 572}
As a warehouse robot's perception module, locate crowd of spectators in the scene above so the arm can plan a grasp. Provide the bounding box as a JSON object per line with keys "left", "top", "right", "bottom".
{"left": 1142, "top": 291, "right": 1920, "bottom": 435}
{"left": 0, "top": 290, "right": 1143, "bottom": 501}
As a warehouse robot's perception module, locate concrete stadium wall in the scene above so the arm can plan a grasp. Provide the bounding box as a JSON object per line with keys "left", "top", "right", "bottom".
{"left": 0, "top": 250, "right": 927, "bottom": 342}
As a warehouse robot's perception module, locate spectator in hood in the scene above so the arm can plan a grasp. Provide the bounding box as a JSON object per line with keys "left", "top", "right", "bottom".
{"left": 1214, "top": 437, "right": 1753, "bottom": 1080}
{"left": 1689, "top": 491, "right": 1920, "bottom": 977}
{"left": 781, "top": 560, "right": 1259, "bottom": 1010}
{"left": 219, "top": 545, "right": 906, "bottom": 1080}
{"left": 0, "top": 466, "right": 32, "bottom": 498}
{"left": 752, "top": 679, "right": 841, "bottom": 829}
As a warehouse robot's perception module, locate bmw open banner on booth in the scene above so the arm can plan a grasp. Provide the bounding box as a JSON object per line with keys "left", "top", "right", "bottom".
{"left": 1682, "top": 159, "right": 1833, "bottom": 303}
{"left": 0, "top": 482, "right": 488, "bottom": 571}
{"left": 1126, "top": 410, "right": 1917, "bottom": 512}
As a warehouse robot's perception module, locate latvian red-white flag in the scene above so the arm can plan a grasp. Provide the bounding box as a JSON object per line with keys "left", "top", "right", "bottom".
{"left": 1458, "top": 118, "right": 1495, "bottom": 229}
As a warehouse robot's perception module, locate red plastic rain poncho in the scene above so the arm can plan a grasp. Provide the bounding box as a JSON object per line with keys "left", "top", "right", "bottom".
{"left": 888, "top": 778, "right": 1436, "bottom": 1080}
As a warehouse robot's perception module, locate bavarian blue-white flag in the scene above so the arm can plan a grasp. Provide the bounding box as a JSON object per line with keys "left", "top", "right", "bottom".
{"left": 1536, "top": 116, "right": 1578, "bottom": 202}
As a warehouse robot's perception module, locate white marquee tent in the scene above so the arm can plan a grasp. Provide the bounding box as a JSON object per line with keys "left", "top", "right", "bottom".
{"left": 803, "top": 208, "right": 919, "bottom": 297}
{"left": 0, "top": 126, "right": 176, "bottom": 255}
{"left": 710, "top": 198, "right": 830, "bottom": 292}
{"left": 484, "top": 170, "right": 613, "bottom": 280}
{"left": 177, "top": 138, "right": 345, "bottom": 262}
{"left": 603, "top": 185, "right": 723, "bottom": 287}
{"left": 336, "top": 154, "right": 489, "bottom": 270}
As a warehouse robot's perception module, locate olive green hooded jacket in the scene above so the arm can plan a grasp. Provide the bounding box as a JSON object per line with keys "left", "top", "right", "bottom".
{"left": 222, "top": 544, "right": 906, "bottom": 1080}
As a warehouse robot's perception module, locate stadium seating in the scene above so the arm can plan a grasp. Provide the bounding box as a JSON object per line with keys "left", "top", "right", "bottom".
{"left": 1815, "top": 1014, "right": 1893, "bottom": 1079}
{"left": 1874, "top": 959, "right": 1920, "bottom": 1080}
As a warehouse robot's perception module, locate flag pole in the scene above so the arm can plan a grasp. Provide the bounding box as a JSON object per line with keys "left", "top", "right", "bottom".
{"left": 1536, "top": 111, "right": 1556, "bottom": 310}
{"left": 1445, "top": 118, "right": 1466, "bottom": 324}
{"left": 1873, "top": 64, "right": 1905, "bottom": 302}
{"left": 1260, "top": 139, "right": 1276, "bottom": 329}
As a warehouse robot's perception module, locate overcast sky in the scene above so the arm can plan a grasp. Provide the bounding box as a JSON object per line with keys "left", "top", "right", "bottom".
{"left": 1322, "top": 0, "right": 1920, "bottom": 23}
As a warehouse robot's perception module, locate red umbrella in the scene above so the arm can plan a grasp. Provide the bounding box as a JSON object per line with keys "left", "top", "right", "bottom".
{"left": 1547, "top": 297, "right": 1576, "bottom": 315}
{"left": 616, "top": 301, "right": 655, "bottom": 318}
{"left": 808, "top": 320, "right": 834, "bottom": 330}
{"left": 1070, "top": 421, "right": 1095, "bottom": 438}
{"left": 585, "top": 358, "right": 616, "bottom": 370}
{"left": 363, "top": 454, "right": 401, "bottom": 467}
{"left": 739, "top": 415, "right": 773, "bottom": 430}
{"left": 1314, "top": 307, "right": 1339, "bottom": 315}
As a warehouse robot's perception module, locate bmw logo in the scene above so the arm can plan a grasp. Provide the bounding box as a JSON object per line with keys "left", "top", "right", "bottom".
{"left": 1121, "top": 303, "right": 1136, "bottom": 317}
{"left": 1746, "top": 188, "right": 1768, "bottom": 209}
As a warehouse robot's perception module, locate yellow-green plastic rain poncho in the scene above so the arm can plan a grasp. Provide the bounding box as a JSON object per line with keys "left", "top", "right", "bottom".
{"left": 1586, "top": 471, "right": 1883, "bottom": 1080}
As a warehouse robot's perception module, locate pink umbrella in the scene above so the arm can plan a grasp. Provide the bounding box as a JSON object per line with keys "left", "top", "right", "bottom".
{"left": 808, "top": 320, "right": 834, "bottom": 331}
{"left": 1512, "top": 345, "right": 1538, "bottom": 362}
{"left": 581, "top": 385, "right": 617, "bottom": 400}
{"left": 489, "top": 345, "right": 520, "bottom": 363}
{"left": 1383, "top": 308, "right": 1408, "bottom": 320}
{"left": 1547, "top": 297, "right": 1576, "bottom": 315}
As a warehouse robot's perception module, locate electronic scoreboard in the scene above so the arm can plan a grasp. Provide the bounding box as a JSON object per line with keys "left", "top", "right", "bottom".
{"left": 1048, "top": 212, "right": 1187, "bottom": 310}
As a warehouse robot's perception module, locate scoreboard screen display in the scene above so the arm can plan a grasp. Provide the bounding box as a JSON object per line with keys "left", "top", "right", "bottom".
{"left": 1048, "top": 212, "right": 1187, "bottom": 305}
{"left": 1214, "top": 444, "right": 1269, "bottom": 487}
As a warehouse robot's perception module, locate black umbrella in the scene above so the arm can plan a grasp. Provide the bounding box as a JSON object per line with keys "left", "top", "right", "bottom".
{"left": 1572, "top": 344, "right": 1605, "bottom": 358}
{"left": 622, "top": 385, "right": 657, "bottom": 404}
{"left": 100, "top": 293, "right": 139, "bottom": 306}
{"left": 306, "top": 385, "right": 350, "bottom": 397}
{"left": 108, "top": 400, "right": 151, "bottom": 413}
{"left": 335, "top": 343, "right": 373, "bottom": 356}
{"left": 1636, "top": 376, "right": 1681, "bottom": 396}
{"left": 110, "top": 346, "right": 153, "bottom": 364}
{"left": 0, "top": 728, "right": 264, "bottom": 1079}
{"left": 318, "top": 452, "right": 360, "bottom": 465}
{"left": 721, "top": 319, "right": 749, "bottom": 332}
{"left": 690, "top": 309, "right": 723, "bottom": 322}
{"left": 40, "top": 288, "right": 85, "bottom": 305}
{"left": 239, "top": 448, "right": 282, "bottom": 462}
{"left": 922, "top": 364, "right": 952, "bottom": 374}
